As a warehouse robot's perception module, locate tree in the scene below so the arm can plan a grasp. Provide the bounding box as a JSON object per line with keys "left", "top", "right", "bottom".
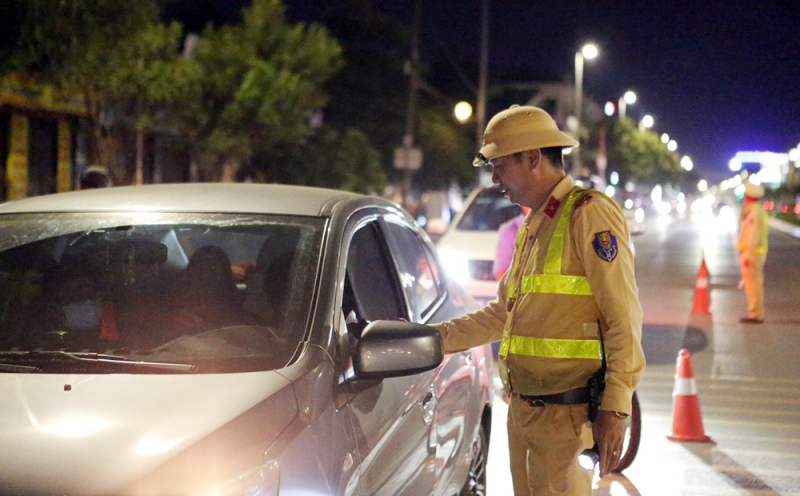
{"left": 9, "top": 1, "right": 172, "bottom": 174}
{"left": 186, "top": 0, "right": 343, "bottom": 179}
{"left": 275, "top": 126, "right": 386, "bottom": 193}
{"left": 601, "top": 118, "right": 682, "bottom": 187}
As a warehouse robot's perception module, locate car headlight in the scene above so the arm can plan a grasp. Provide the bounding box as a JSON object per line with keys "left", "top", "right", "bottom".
{"left": 437, "top": 248, "right": 471, "bottom": 283}
{"left": 205, "top": 460, "right": 280, "bottom": 496}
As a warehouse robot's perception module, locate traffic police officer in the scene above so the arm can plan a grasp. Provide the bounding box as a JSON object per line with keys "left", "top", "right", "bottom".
{"left": 433, "top": 105, "right": 645, "bottom": 495}
{"left": 738, "top": 181, "right": 768, "bottom": 323}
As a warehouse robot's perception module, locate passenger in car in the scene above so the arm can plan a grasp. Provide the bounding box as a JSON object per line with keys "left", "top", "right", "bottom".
{"left": 35, "top": 263, "right": 109, "bottom": 349}
{"left": 169, "top": 245, "right": 241, "bottom": 332}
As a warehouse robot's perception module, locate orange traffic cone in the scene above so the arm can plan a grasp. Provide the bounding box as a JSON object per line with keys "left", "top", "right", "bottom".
{"left": 691, "top": 256, "right": 711, "bottom": 315}
{"left": 667, "top": 349, "right": 711, "bottom": 442}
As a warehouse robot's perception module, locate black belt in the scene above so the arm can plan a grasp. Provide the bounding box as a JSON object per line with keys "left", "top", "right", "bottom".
{"left": 518, "top": 387, "right": 590, "bottom": 407}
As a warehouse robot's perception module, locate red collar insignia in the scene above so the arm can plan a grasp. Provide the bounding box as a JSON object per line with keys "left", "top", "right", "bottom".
{"left": 544, "top": 196, "right": 560, "bottom": 218}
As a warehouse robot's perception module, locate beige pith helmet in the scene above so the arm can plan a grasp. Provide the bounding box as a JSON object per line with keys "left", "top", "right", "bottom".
{"left": 744, "top": 181, "right": 765, "bottom": 199}
{"left": 473, "top": 104, "right": 579, "bottom": 166}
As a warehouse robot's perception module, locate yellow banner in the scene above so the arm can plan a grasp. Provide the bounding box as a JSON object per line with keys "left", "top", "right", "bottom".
{"left": 57, "top": 121, "right": 73, "bottom": 192}
{"left": 0, "top": 74, "right": 87, "bottom": 116}
{"left": 6, "top": 114, "right": 29, "bottom": 200}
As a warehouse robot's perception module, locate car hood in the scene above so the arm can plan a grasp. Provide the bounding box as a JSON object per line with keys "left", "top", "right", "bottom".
{"left": 437, "top": 228, "right": 499, "bottom": 261}
{"left": 0, "top": 371, "right": 295, "bottom": 495}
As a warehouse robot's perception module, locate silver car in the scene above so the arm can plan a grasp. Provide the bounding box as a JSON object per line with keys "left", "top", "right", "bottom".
{"left": 0, "top": 184, "right": 493, "bottom": 496}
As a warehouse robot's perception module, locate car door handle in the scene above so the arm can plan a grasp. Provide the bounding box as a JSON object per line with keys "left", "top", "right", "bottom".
{"left": 462, "top": 350, "right": 473, "bottom": 365}
{"left": 421, "top": 385, "right": 436, "bottom": 425}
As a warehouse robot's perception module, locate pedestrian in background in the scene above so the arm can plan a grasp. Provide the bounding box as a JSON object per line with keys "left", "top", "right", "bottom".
{"left": 738, "top": 181, "right": 768, "bottom": 323}
{"left": 493, "top": 206, "right": 529, "bottom": 280}
{"left": 79, "top": 166, "right": 112, "bottom": 190}
{"left": 432, "top": 105, "right": 645, "bottom": 495}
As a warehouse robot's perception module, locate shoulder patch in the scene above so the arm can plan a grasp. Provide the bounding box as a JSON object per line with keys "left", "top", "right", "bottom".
{"left": 592, "top": 230, "right": 618, "bottom": 262}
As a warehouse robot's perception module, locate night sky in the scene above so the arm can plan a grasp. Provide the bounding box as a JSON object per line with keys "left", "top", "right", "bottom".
{"left": 369, "top": 0, "right": 800, "bottom": 183}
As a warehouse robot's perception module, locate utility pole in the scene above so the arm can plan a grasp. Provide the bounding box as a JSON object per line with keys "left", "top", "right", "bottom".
{"left": 476, "top": 0, "right": 489, "bottom": 151}
{"left": 395, "top": 0, "right": 423, "bottom": 207}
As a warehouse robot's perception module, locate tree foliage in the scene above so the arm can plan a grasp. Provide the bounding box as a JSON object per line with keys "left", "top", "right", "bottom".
{"left": 4, "top": 0, "right": 346, "bottom": 185}
{"left": 8, "top": 0, "right": 172, "bottom": 169}
{"left": 602, "top": 118, "right": 683, "bottom": 187}
{"left": 188, "top": 0, "right": 343, "bottom": 175}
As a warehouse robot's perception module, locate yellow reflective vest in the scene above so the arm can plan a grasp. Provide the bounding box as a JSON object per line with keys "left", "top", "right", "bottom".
{"left": 434, "top": 175, "right": 645, "bottom": 415}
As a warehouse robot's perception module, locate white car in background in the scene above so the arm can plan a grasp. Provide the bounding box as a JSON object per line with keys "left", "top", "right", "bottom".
{"left": 436, "top": 186, "right": 522, "bottom": 306}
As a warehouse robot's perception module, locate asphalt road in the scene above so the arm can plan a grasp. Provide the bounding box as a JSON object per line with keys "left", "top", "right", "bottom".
{"left": 486, "top": 207, "right": 800, "bottom": 495}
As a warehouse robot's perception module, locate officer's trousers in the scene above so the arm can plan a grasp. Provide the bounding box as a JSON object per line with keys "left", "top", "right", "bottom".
{"left": 507, "top": 395, "right": 593, "bottom": 496}
{"left": 740, "top": 253, "right": 765, "bottom": 320}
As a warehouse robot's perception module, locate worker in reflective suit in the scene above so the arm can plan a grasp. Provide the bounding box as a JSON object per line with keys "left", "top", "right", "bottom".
{"left": 738, "top": 181, "right": 768, "bottom": 323}
{"left": 432, "top": 105, "right": 645, "bottom": 495}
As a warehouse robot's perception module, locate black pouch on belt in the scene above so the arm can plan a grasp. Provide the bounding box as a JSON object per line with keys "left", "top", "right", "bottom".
{"left": 587, "top": 319, "right": 607, "bottom": 422}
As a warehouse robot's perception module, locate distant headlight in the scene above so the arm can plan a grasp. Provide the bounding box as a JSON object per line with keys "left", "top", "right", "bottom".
{"left": 206, "top": 460, "right": 279, "bottom": 496}
{"left": 634, "top": 207, "right": 645, "bottom": 224}
{"left": 437, "top": 248, "right": 471, "bottom": 284}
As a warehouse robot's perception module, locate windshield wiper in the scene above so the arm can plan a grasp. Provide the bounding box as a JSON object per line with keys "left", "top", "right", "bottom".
{"left": 0, "top": 351, "right": 196, "bottom": 374}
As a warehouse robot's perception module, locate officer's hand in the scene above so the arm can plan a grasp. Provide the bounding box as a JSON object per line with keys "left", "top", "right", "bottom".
{"left": 592, "top": 410, "right": 627, "bottom": 478}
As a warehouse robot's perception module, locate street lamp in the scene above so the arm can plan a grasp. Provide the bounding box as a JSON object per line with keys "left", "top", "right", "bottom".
{"left": 667, "top": 139, "right": 678, "bottom": 152}
{"left": 454, "top": 101, "right": 473, "bottom": 123}
{"left": 661, "top": 133, "right": 670, "bottom": 144}
{"left": 574, "top": 43, "right": 599, "bottom": 175}
{"left": 681, "top": 156, "right": 694, "bottom": 171}
{"left": 639, "top": 114, "right": 654, "bottom": 132}
{"left": 618, "top": 90, "right": 637, "bottom": 121}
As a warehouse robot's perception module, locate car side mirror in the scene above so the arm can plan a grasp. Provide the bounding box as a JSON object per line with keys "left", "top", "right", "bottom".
{"left": 353, "top": 320, "right": 443, "bottom": 379}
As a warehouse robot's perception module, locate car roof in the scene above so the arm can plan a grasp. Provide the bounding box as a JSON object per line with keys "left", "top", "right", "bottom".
{"left": 0, "top": 183, "right": 381, "bottom": 217}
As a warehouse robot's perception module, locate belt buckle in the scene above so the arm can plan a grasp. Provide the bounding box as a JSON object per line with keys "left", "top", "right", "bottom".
{"left": 526, "top": 398, "right": 546, "bottom": 407}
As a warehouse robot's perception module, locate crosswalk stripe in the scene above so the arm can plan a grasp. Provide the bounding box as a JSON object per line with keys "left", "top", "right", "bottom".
{"left": 638, "top": 388, "right": 800, "bottom": 406}
{"left": 647, "top": 403, "right": 800, "bottom": 418}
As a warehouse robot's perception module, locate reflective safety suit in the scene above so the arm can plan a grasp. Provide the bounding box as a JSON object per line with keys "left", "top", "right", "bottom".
{"left": 434, "top": 176, "right": 645, "bottom": 495}
{"left": 738, "top": 201, "right": 768, "bottom": 320}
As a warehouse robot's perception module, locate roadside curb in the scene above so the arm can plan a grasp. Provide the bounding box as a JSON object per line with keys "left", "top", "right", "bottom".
{"left": 770, "top": 217, "right": 800, "bottom": 239}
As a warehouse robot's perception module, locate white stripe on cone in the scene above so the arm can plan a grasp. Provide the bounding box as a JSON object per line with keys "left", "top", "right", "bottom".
{"left": 673, "top": 377, "right": 698, "bottom": 396}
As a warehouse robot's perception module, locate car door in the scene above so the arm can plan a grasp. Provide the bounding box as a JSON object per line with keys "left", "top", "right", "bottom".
{"left": 339, "top": 215, "right": 438, "bottom": 495}
{"left": 381, "top": 216, "right": 477, "bottom": 494}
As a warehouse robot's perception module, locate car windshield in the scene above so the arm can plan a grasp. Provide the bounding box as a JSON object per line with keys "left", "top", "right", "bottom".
{"left": 456, "top": 188, "right": 522, "bottom": 231}
{"left": 0, "top": 212, "right": 325, "bottom": 374}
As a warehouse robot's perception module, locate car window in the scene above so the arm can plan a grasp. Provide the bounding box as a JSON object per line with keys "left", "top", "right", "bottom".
{"left": 345, "top": 221, "right": 405, "bottom": 322}
{"left": 382, "top": 220, "right": 442, "bottom": 322}
{"left": 457, "top": 187, "right": 522, "bottom": 231}
{"left": 0, "top": 212, "right": 325, "bottom": 373}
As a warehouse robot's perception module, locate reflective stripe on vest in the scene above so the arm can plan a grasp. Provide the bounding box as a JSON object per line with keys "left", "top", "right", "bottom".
{"left": 507, "top": 189, "right": 593, "bottom": 299}
{"left": 756, "top": 208, "right": 769, "bottom": 255}
{"left": 501, "top": 187, "right": 600, "bottom": 360}
{"left": 499, "top": 335, "right": 602, "bottom": 360}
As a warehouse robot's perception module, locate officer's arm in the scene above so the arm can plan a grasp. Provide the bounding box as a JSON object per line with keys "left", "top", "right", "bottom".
{"left": 430, "top": 272, "right": 509, "bottom": 354}
{"left": 573, "top": 195, "right": 645, "bottom": 415}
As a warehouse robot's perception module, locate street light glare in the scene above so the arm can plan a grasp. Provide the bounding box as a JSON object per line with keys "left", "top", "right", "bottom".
{"left": 604, "top": 102, "right": 616, "bottom": 116}
{"left": 624, "top": 91, "right": 637, "bottom": 104}
{"left": 581, "top": 43, "right": 599, "bottom": 60}
{"left": 641, "top": 115, "right": 654, "bottom": 129}
{"left": 698, "top": 179, "right": 708, "bottom": 192}
{"left": 454, "top": 101, "right": 473, "bottom": 122}
{"left": 681, "top": 156, "right": 693, "bottom": 171}
{"left": 667, "top": 140, "right": 678, "bottom": 152}
{"left": 661, "top": 133, "right": 670, "bottom": 144}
